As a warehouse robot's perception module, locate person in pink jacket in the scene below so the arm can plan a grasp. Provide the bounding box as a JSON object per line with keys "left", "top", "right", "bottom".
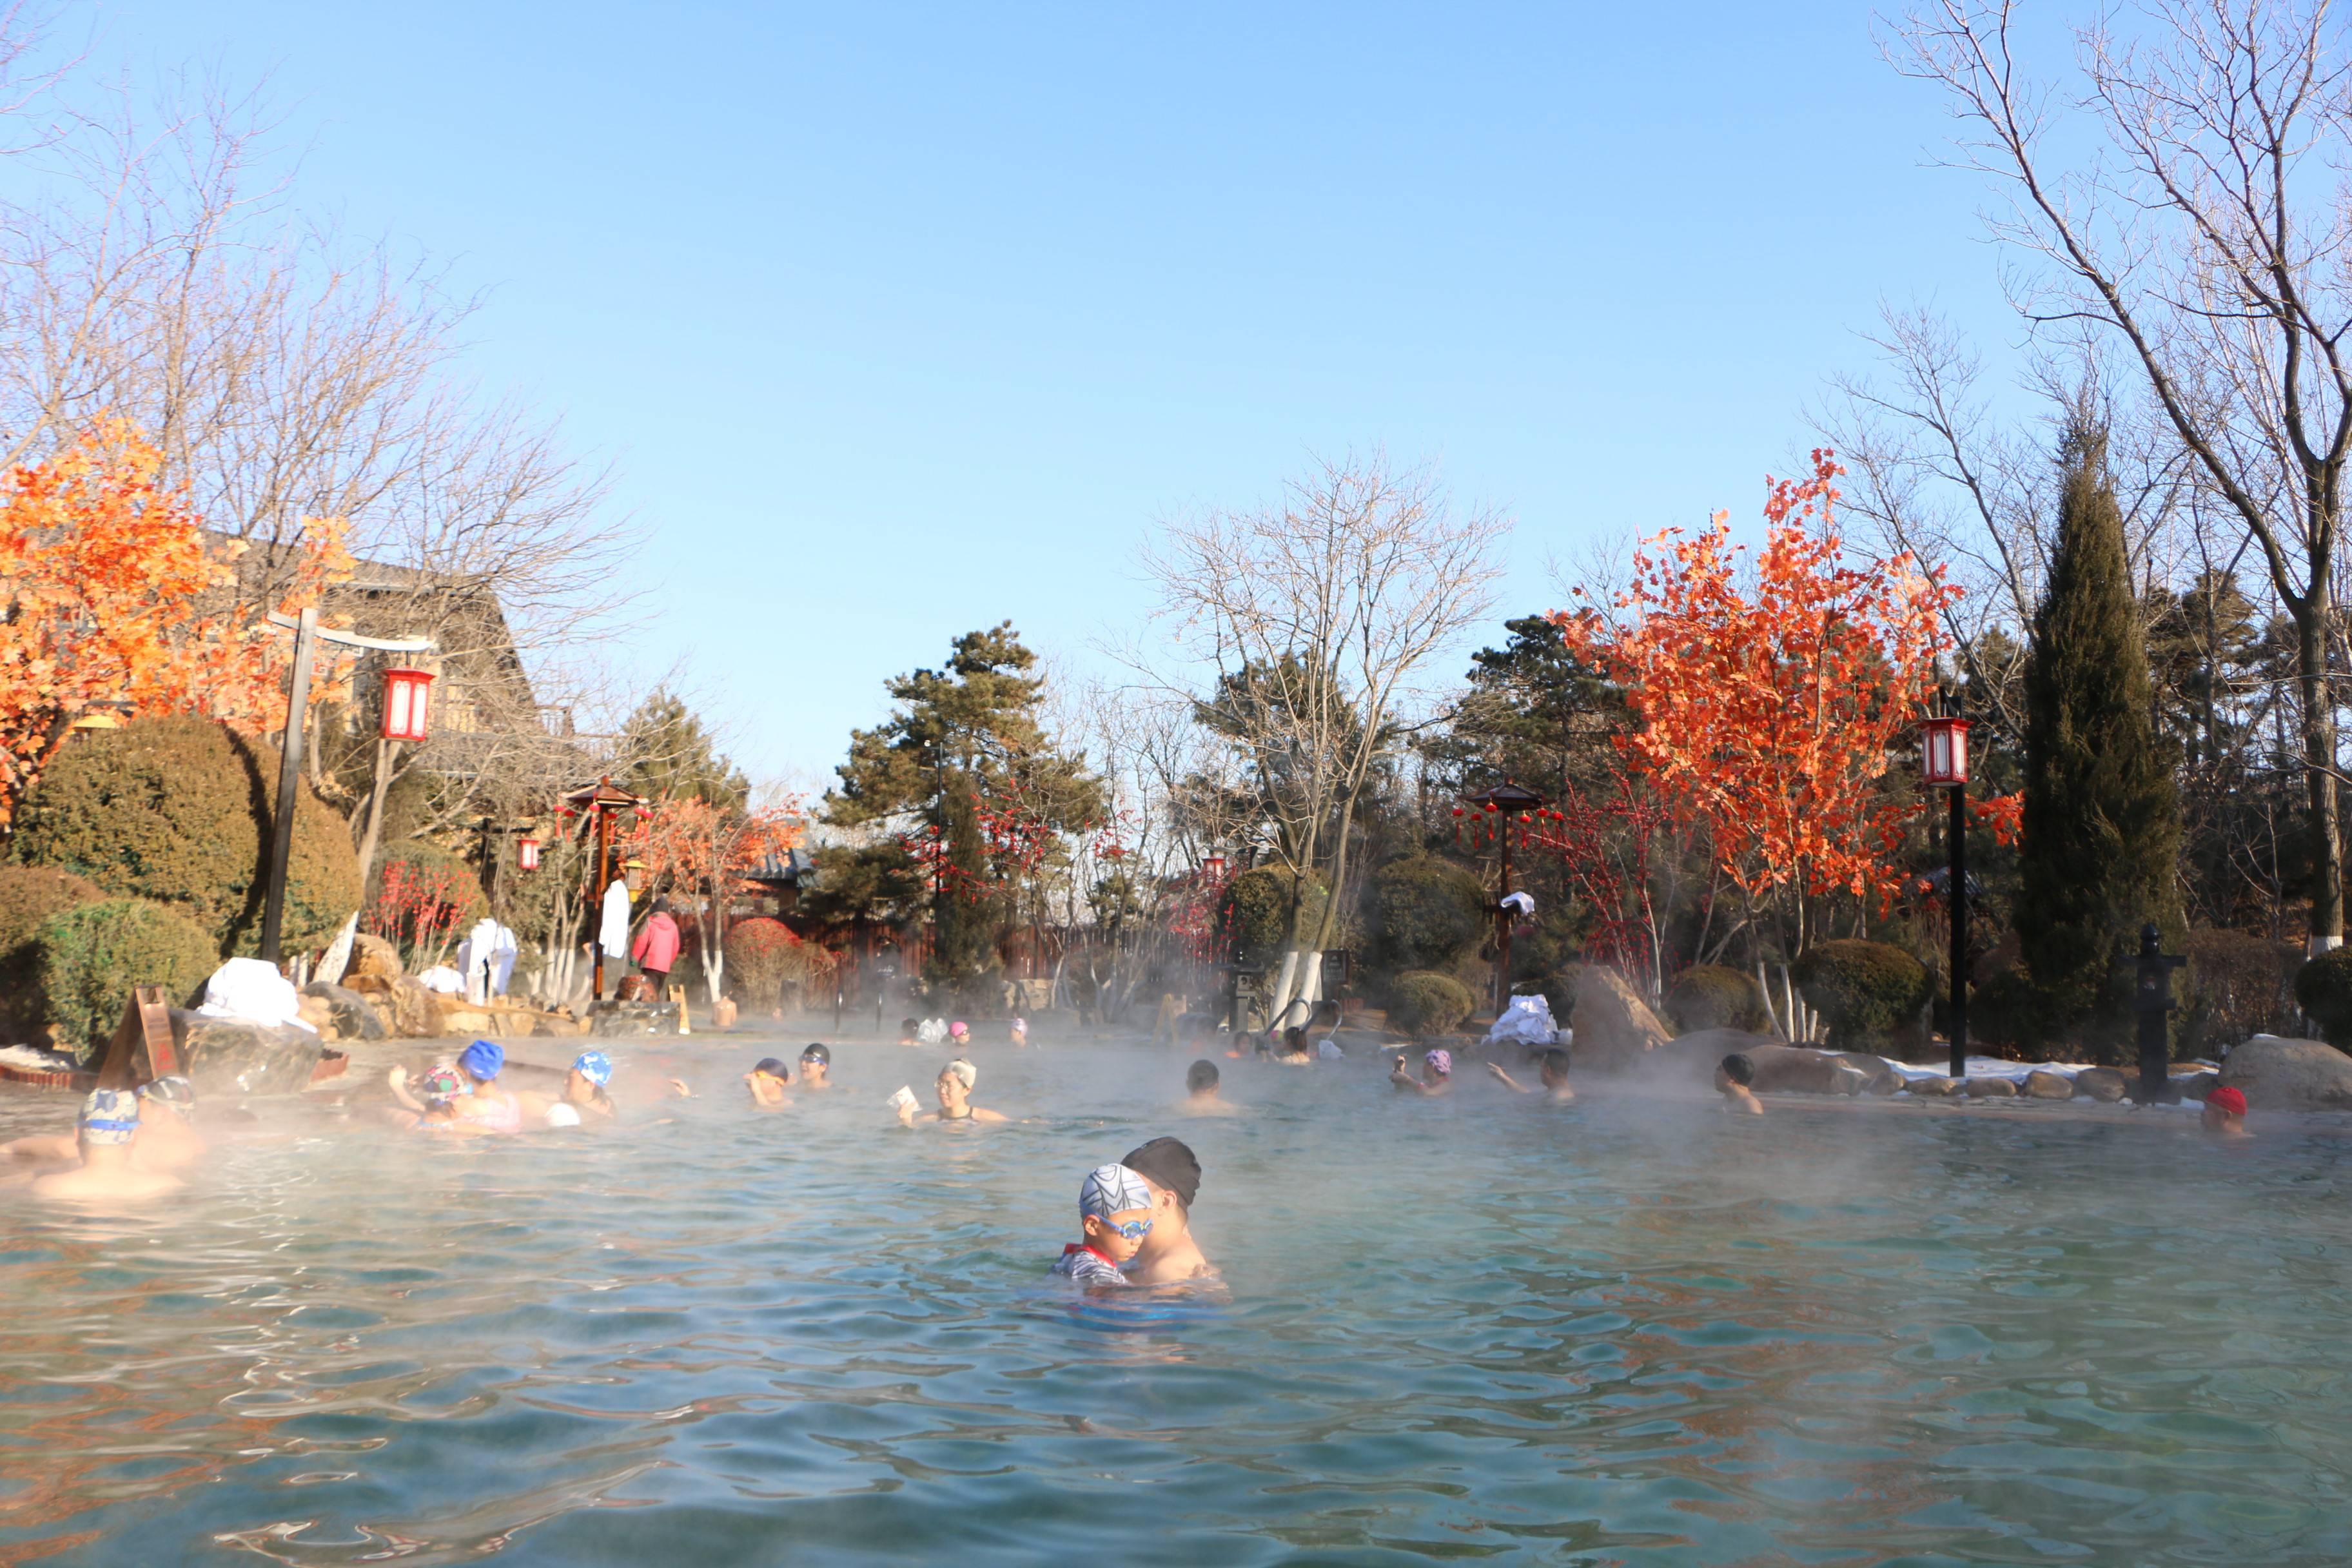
{"left": 631, "top": 897, "right": 682, "bottom": 996}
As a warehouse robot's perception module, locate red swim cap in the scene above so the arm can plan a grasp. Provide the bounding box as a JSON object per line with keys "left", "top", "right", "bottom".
{"left": 2205, "top": 1086, "right": 2247, "bottom": 1117}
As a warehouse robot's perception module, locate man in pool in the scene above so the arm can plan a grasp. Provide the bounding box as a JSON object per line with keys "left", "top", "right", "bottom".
{"left": 1120, "top": 1137, "right": 1217, "bottom": 1284}
{"left": 1177, "top": 1059, "right": 1242, "bottom": 1115}
{"left": 32, "top": 1089, "right": 183, "bottom": 1202}
{"left": 1716, "top": 1053, "right": 1765, "bottom": 1115}
{"left": 897, "top": 1017, "right": 921, "bottom": 1048}
{"left": 1390, "top": 1048, "right": 1455, "bottom": 1095}
{"left": 2201, "top": 1085, "right": 2251, "bottom": 1139}
{"left": 798, "top": 1044, "right": 834, "bottom": 1090}
{"left": 131, "top": 1075, "right": 206, "bottom": 1168}
{"left": 1050, "top": 1162, "right": 1155, "bottom": 1288}
{"left": 1488, "top": 1048, "right": 1576, "bottom": 1102}
{"left": 746, "top": 1058, "right": 794, "bottom": 1108}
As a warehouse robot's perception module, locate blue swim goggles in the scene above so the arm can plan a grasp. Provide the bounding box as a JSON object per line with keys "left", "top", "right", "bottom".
{"left": 1104, "top": 1216, "right": 1153, "bottom": 1243}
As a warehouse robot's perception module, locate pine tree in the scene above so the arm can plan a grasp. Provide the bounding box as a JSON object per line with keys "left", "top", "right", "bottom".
{"left": 2018, "top": 420, "right": 2185, "bottom": 1057}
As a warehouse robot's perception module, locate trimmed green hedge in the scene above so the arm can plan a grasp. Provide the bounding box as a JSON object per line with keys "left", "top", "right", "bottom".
{"left": 36, "top": 897, "right": 215, "bottom": 1061}
{"left": 1791, "top": 939, "right": 1930, "bottom": 1052}
{"left": 1371, "top": 856, "right": 1486, "bottom": 972}
{"left": 2293, "top": 946, "right": 2352, "bottom": 1050}
{"left": 1665, "top": 964, "right": 1771, "bottom": 1035}
{"left": 1389, "top": 970, "right": 1475, "bottom": 1037}
{"left": 12, "top": 716, "right": 360, "bottom": 956}
{"left": 0, "top": 866, "right": 106, "bottom": 1042}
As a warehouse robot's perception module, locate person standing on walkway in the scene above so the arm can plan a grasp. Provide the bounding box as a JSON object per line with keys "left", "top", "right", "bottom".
{"left": 633, "top": 897, "right": 681, "bottom": 998}
{"left": 598, "top": 861, "right": 640, "bottom": 1000}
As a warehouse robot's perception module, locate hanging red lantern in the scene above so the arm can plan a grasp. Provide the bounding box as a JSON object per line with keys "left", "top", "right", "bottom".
{"left": 380, "top": 667, "right": 435, "bottom": 743}
{"left": 1921, "top": 715, "right": 1970, "bottom": 787}
{"left": 517, "top": 835, "right": 542, "bottom": 871}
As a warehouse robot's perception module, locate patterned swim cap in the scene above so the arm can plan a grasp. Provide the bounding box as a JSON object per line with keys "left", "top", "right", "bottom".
{"left": 1424, "top": 1048, "right": 1454, "bottom": 1077}
{"left": 79, "top": 1088, "right": 139, "bottom": 1145}
{"left": 418, "top": 1064, "right": 468, "bottom": 1103}
{"left": 1079, "top": 1162, "right": 1155, "bottom": 1220}
{"left": 138, "top": 1075, "right": 196, "bottom": 1106}
{"left": 571, "top": 1050, "right": 614, "bottom": 1087}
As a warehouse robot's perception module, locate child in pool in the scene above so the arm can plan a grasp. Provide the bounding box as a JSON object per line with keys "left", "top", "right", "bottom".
{"left": 1489, "top": 1048, "right": 1576, "bottom": 1102}
{"left": 745, "top": 1058, "right": 794, "bottom": 1108}
{"left": 1050, "top": 1162, "right": 1155, "bottom": 1288}
{"left": 1716, "top": 1053, "right": 1765, "bottom": 1115}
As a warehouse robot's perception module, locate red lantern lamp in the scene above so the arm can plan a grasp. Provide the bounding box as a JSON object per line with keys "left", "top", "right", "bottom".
{"left": 518, "top": 835, "right": 542, "bottom": 872}
{"left": 1921, "top": 716, "right": 1970, "bottom": 787}
{"left": 380, "top": 667, "right": 435, "bottom": 743}
{"left": 1203, "top": 851, "right": 1226, "bottom": 881}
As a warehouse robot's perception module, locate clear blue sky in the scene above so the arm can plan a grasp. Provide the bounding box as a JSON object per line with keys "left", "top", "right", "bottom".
{"left": 94, "top": 1, "right": 2019, "bottom": 789}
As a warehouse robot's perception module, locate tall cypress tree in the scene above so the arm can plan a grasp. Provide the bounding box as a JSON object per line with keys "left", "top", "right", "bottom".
{"left": 2018, "top": 420, "right": 2185, "bottom": 1057}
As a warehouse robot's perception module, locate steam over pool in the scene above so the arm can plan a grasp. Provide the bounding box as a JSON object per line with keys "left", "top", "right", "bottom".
{"left": 0, "top": 1036, "right": 2346, "bottom": 1564}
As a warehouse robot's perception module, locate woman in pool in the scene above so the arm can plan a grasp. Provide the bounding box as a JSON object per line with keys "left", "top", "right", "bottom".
{"left": 1119, "top": 1136, "right": 1217, "bottom": 1284}
{"left": 896, "top": 1059, "right": 1006, "bottom": 1125}
{"left": 1390, "top": 1048, "right": 1455, "bottom": 1095}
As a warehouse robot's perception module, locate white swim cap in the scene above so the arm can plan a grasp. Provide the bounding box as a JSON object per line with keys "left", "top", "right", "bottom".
{"left": 544, "top": 1102, "right": 582, "bottom": 1128}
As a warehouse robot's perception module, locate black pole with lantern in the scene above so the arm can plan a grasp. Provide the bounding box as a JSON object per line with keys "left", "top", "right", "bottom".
{"left": 1921, "top": 708, "right": 1972, "bottom": 1079}
{"left": 259, "top": 614, "right": 435, "bottom": 966}
{"left": 1463, "top": 780, "right": 1549, "bottom": 1019}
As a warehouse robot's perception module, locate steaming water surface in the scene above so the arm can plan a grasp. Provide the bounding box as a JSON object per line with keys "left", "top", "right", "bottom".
{"left": 1, "top": 1039, "right": 2347, "bottom": 1565}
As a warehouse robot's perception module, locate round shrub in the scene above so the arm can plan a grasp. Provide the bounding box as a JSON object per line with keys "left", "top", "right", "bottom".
{"left": 1790, "top": 939, "right": 1931, "bottom": 1051}
{"left": 2186, "top": 928, "right": 2298, "bottom": 1054}
{"left": 12, "top": 716, "right": 361, "bottom": 956}
{"left": 35, "top": 897, "right": 215, "bottom": 1061}
{"left": 1665, "top": 964, "right": 1770, "bottom": 1035}
{"left": 2293, "top": 946, "right": 2352, "bottom": 1050}
{"left": 1221, "top": 868, "right": 1327, "bottom": 970}
{"left": 0, "top": 867, "right": 106, "bottom": 1041}
{"left": 1371, "top": 856, "right": 1487, "bottom": 972}
{"left": 727, "top": 917, "right": 823, "bottom": 1012}
{"left": 1389, "top": 969, "right": 1475, "bottom": 1037}
{"left": 366, "top": 839, "right": 487, "bottom": 966}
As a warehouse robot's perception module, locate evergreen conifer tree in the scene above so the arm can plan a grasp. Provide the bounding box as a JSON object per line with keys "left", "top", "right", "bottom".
{"left": 2018, "top": 420, "right": 2185, "bottom": 1056}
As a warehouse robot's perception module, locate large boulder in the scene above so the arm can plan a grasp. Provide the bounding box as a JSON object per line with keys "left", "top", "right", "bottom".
{"left": 2075, "top": 1066, "right": 2129, "bottom": 1102}
{"left": 1571, "top": 966, "right": 1672, "bottom": 1072}
{"left": 2220, "top": 1034, "right": 2352, "bottom": 1109}
{"left": 349, "top": 932, "right": 404, "bottom": 981}
{"left": 1963, "top": 1076, "right": 2019, "bottom": 1098}
{"left": 383, "top": 976, "right": 443, "bottom": 1037}
{"left": 2022, "top": 1070, "right": 2075, "bottom": 1100}
{"left": 2216, "top": 1035, "right": 2352, "bottom": 1110}
{"left": 1906, "top": 1075, "right": 1959, "bottom": 1097}
{"left": 169, "top": 1011, "right": 326, "bottom": 1097}
{"left": 302, "top": 982, "right": 388, "bottom": 1041}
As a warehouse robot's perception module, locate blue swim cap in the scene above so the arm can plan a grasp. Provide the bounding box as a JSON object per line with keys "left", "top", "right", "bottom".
{"left": 79, "top": 1088, "right": 139, "bottom": 1144}
{"left": 571, "top": 1050, "right": 613, "bottom": 1087}
{"left": 458, "top": 1039, "right": 504, "bottom": 1081}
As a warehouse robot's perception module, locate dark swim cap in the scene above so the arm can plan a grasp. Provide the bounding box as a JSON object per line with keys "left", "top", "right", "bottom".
{"left": 1720, "top": 1053, "right": 1756, "bottom": 1086}
{"left": 753, "top": 1057, "right": 791, "bottom": 1079}
{"left": 1122, "top": 1135, "right": 1202, "bottom": 1210}
{"left": 800, "top": 1043, "right": 831, "bottom": 1065}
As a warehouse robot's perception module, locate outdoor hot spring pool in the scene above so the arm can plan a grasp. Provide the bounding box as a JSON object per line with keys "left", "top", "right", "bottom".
{"left": 0, "top": 1035, "right": 2347, "bottom": 1565}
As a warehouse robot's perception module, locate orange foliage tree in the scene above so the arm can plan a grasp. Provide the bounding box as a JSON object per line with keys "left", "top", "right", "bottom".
{"left": 0, "top": 420, "right": 353, "bottom": 828}
{"left": 1551, "top": 451, "right": 1964, "bottom": 954}
{"left": 625, "top": 796, "right": 807, "bottom": 1004}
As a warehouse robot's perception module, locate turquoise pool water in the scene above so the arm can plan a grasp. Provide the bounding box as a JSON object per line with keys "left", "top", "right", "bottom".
{"left": 0, "top": 1039, "right": 2347, "bottom": 1565}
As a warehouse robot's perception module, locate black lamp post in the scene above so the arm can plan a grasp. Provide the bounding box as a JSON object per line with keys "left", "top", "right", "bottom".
{"left": 1464, "top": 779, "right": 1548, "bottom": 1017}
{"left": 259, "top": 611, "right": 435, "bottom": 966}
{"left": 1921, "top": 709, "right": 1972, "bottom": 1078}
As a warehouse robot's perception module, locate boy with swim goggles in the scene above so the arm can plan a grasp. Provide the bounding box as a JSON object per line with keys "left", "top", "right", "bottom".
{"left": 1050, "top": 1162, "right": 1155, "bottom": 1287}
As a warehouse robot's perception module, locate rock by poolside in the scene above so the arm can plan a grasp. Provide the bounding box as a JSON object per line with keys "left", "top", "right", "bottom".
{"left": 1571, "top": 966, "right": 1671, "bottom": 1071}
{"left": 1963, "top": 1077, "right": 2019, "bottom": 1098}
{"left": 2216, "top": 1035, "right": 2352, "bottom": 1110}
{"left": 302, "top": 982, "right": 388, "bottom": 1041}
{"left": 170, "top": 1012, "right": 328, "bottom": 1097}
{"left": 2022, "top": 1070, "right": 2075, "bottom": 1099}
{"left": 1906, "top": 1075, "right": 1958, "bottom": 1097}
{"left": 2075, "top": 1067, "right": 2128, "bottom": 1102}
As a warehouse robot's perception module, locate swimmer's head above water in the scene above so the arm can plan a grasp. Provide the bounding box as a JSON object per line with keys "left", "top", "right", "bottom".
{"left": 1185, "top": 1059, "right": 1220, "bottom": 1096}
{"left": 458, "top": 1039, "right": 504, "bottom": 1084}
{"left": 1076, "top": 1161, "right": 1157, "bottom": 1266}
